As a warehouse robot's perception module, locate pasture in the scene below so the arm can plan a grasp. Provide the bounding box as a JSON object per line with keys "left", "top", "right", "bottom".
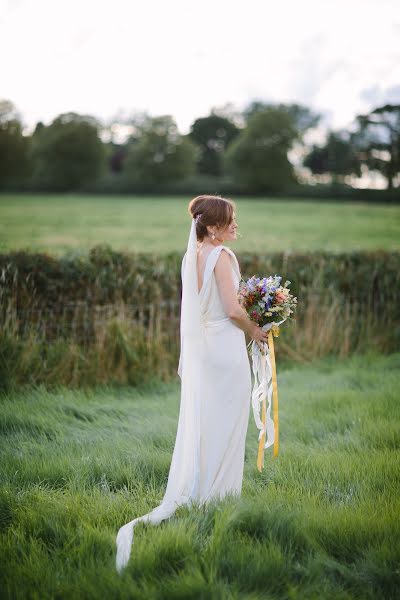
{"left": 1, "top": 193, "right": 399, "bottom": 598}
{"left": 0, "top": 194, "right": 399, "bottom": 255}
{"left": 1, "top": 351, "right": 399, "bottom": 598}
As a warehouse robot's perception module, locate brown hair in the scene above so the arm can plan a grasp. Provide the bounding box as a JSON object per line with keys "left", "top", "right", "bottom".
{"left": 188, "top": 195, "right": 236, "bottom": 242}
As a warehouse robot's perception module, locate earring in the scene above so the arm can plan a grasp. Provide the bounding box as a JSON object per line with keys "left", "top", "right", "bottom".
{"left": 211, "top": 232, "right": 215, "bottom": 240}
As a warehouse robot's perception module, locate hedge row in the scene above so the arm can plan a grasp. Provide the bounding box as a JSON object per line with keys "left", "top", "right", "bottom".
{"left": 1, "top": 245, "right": 398, "bottom": 306}
{"left": 0, "top": 246, "right": 398, "bottom": 388}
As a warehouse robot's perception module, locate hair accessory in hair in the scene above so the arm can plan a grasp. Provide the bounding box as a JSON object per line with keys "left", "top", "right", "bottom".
{"left": 194, "top": 213, "right": 202, "bottom": 224}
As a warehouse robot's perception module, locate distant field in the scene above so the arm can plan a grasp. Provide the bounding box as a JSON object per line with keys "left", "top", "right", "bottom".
{"left": 0, "top": 194, "right": 399, "bottom": 255}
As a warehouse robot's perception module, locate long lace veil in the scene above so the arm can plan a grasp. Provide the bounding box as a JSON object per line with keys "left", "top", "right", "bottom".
{"left": 115, "top": 217, "right": 204, "bottom": 573}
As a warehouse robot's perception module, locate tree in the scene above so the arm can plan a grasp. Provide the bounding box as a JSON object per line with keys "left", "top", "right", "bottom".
{"left": 31, "top": 112, "right": 106, "bottom": 190}
{"left": 0, "top": 99, "right": 31, "bottom": 188}
{"left": 123, "top": 115, "right": 198, "bottom": 185}
{"left": 304, "top": 130, "right": 362, "bottom": 183}
{"left": 188, "top": 114, "right": 239, "bottom": 176}
{"left": 224, "top": 107, "right": 298, "bottom": 192}
{"left": 354, "top": 104, "right": 400, "bottom": 189}
{"left": 243, "top": 100, "right": 321, "bottom": 137}
{"left": 101, "top": 110, "right": 150, "bottom": 174}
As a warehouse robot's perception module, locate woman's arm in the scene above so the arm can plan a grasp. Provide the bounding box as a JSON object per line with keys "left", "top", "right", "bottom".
{"left": 214, "top": 251, "right": 269, "bottom": 347}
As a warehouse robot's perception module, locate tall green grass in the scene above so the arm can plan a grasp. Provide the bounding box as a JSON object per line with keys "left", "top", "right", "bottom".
{"left": 1, "top": 352, "right": 399, "bottom": 598}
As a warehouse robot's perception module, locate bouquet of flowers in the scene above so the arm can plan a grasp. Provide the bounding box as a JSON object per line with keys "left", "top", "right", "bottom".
{"left": 238, "top": 274, "right": 297, "bottom": 336}
{"left": 238, "top": 274, "right": 297, "bottom": 471}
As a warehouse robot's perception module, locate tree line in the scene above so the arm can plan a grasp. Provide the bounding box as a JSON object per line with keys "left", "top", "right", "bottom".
{"left": 0, "top": 98, "right": 399, "bottom": 193}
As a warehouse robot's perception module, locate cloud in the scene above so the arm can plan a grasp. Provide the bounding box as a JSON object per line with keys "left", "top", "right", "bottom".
{"left": 360, "top": 84, "right": 400, "bottom": 108}
{"left": 0, "top": 0, "right": 399, "bottom": 134}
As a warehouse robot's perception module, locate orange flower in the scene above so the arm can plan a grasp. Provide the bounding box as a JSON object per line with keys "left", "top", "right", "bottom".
{"left": 275, "top": 292, "right": 286, "bottom": 304}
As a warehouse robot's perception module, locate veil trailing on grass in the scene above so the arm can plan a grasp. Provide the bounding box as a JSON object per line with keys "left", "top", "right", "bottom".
{"left": 115, "top": 217, "right": 204, "bottom": 573}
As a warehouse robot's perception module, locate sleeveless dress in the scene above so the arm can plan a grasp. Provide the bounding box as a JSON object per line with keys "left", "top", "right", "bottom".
{"left": 191, "top": 244, "right": 252, "bottom": 501}
{"left": 116, "top": 244, "right": 252, "bottom": 572}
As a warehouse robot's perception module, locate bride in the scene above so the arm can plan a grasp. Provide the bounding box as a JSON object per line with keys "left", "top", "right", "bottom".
{"left": 116, "top": 194, "right": 269, "bottom": 572}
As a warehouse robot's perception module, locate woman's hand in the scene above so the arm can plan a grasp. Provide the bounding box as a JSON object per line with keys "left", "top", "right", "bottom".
{"left": 251, "top": 324, "right": 269, "bottom": 354}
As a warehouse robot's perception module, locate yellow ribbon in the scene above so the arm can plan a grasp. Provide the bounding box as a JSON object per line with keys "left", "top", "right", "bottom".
{"left": 257, "top": 325, "right": 280, "bottom": 471}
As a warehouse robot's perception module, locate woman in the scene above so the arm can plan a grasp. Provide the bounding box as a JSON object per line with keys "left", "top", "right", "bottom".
{"left": 116, "top": 195, "right": 269, "bottom": 573}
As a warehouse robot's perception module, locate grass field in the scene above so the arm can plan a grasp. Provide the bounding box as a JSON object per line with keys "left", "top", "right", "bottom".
{"left": 1, "top": 351, "right": 399, "bottom": 598}
{"left": 1, "top": 194, "right": 399, "bottom": 255}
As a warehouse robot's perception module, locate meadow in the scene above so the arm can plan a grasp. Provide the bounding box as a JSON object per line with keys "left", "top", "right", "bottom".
{"left": 1, "top": 193, "right": 399, "bottom": 598}
{"left": 0, "top": 194, "right": 399, "bottom": 255}
{"left": 1, "top": 351, "right": 399, "bottom": 598}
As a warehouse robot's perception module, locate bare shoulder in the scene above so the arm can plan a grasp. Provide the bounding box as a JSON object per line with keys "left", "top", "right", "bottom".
{"left": 216, "top": 245, "right": 235, "bottom": 257}
{"left": 214, "top": 247, "right": 234, "bottom": 276}
{"left": 216, "top": 246, "right": 233, "bottom": 263}
{"left": 218, "top": 246, "right": 239, "bottom": 270}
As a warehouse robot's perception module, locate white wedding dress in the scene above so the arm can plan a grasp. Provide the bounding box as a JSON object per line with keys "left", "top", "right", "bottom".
{"left": 116, "top": 235, "right": 252, "bottom": 573}
{"left": 187, "top": 245, "right": 252, "bottom": 499}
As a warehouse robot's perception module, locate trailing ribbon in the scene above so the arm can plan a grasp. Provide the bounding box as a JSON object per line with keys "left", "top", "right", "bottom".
{"left": 249, "top": 321, "right": 283, "bottom": 472}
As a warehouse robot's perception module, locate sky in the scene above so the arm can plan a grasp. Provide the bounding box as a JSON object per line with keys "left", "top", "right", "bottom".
{"left": 1, "top": 0, "right": 400, "bottom": 138}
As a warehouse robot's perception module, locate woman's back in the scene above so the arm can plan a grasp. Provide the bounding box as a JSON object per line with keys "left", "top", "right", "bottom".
{"left": 184, "top": 244, "right": 241, "bottom": 324}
